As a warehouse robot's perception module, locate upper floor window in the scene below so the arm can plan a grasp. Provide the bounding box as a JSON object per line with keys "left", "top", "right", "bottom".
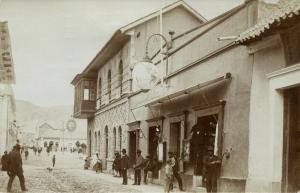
{"left": 119, "top": 60, "right": 123, "bottom": 94}
{"left": 83, "top": 88, "right": 90, "bottom": 100}
{"left": 98, "top": 77, "right": 102, "bottom": 104}
{"left": 282, "top": 24, "right": 300, "bottom": 66}
{"left": 108, "top": 70, "right": 111, "bottom": 100}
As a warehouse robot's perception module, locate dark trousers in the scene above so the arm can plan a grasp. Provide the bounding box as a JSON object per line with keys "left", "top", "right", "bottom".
{"left": 134, "top": 169, "right": 141, "bottom": 184}
{"left": 173, "top": 171, "right": 183, "bottom": 190}
{"left": 122, "top": 169, "right": 128, "bottom": 184}
{"left": 206, "top": 175, "right": 217, "bottom": 193}
{"left": 7, "top": 172, "right": 26, "bottom": 191}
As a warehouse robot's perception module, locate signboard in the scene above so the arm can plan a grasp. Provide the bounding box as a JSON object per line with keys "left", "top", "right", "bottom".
{"left": 182, "top": 139, "right": 190, "bottom": 162}
{"left": 66, "top": 119, "right": 76, "bottom": 132}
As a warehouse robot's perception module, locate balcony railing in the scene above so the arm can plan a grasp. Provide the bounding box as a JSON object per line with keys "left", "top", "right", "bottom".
{"left": 74, "top": 100, "right": 96, "bottom": 119}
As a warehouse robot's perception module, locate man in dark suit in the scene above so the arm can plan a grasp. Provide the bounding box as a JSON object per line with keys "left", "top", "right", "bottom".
{"left": 7, "top": 144, "right": 27, "bottom": 192}
{"left": 120, "top": 149, "right": 129, "bottom": 185}
{"left": 204, "top": 148, "right": 221, "bottom": 193}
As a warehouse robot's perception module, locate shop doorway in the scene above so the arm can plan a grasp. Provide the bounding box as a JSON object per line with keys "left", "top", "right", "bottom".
{"left": 282, "top": 86, "right": 300, "bottom": 192}
{"left": 129, "top": 131, "right": 137, "bottom": 167}
{"left": 191, "top": 114, "right": 218, "bottom": 176}
{"left": 148, "top": 126, "right": 159, "bottom": 178}
{"left": 169, "top": 122, "right": 181, "bottom": 156}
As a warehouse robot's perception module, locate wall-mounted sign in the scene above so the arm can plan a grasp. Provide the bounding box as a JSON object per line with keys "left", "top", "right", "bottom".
{"left": 182, "top": 139, "right": 190, "bottom": 162}
{"left": 66, "top": 119, "right": 76, "bottom": 132}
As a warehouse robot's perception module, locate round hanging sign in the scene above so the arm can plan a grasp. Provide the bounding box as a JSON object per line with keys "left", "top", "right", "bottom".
{"left": 66, "top": 119, "right": 76, "bottom": 132}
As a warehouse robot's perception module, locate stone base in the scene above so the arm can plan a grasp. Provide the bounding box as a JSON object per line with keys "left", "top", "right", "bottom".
{"left": 246, "top": 178, "right": 281, "bottom": 192}
{"left": 219, "top": 177, "right": 246, "bottom": 192}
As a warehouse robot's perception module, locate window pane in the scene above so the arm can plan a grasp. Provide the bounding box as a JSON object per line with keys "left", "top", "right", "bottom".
{"left": 84, "top": 89, "right": 89, "bottom": 100}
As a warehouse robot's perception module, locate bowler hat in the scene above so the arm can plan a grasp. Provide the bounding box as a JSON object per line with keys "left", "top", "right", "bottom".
{"left": 121, "top": 149, "right": 126, "bottom": 153}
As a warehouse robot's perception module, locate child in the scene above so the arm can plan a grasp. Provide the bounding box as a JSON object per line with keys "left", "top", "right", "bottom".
{"left": 165, "top": 159, "right": 173, "bottom": 193}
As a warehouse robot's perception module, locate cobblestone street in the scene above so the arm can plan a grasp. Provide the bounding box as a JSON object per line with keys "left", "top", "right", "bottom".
{"left": 0, "top": 150, "right": 151, "bottom": 193}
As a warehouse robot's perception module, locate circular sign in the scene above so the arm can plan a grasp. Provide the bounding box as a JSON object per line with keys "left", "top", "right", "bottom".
{"left": 66, "top": 119, "right": 76, "bottom": 132}
{"left": 132, "top": 60, "right": 160, "bottom": 91}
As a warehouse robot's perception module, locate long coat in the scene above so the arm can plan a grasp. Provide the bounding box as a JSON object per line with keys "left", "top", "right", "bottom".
{"left": 120, "top": 154, "right": 129, "bottom": 170}
{"left": 8, "top": 150, "right": 23, "bottom": 174}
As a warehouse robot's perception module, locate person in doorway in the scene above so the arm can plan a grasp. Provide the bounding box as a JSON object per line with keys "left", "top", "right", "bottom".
{"left": 24, "top": 149, "right": 29, "bottom": 160}
{"left": 203, "top": 148, "right": 221, "bottom": 193}
{"left": 1, "top": 151, "right": 10, "bottom": 176}
{"left": 7, "top": 144, "right": 27, "bottom": 192}
{"left": 95, "top": 153, "right": 102, "bottom": 173}
{"left": 120, "top": 149, "right": 129, "bottom": 185}
{"left": 52, "top": 154, "right": 56, "bottom": 167}
{"left": 133, "top": 149, "right": 144, "bottom": 185}
{"left": 165, "top": 159, "right": 173, "bottom": 193}
{"left": 143, "top": 155, "right": 152, "bottom": 184}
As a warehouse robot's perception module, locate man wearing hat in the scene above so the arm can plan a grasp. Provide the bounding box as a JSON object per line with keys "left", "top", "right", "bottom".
{"left": 143, "top": 154, "right": 152, "bottom": 184}
{"left": 203, "top": 147, "right": 221, "bottom": 193}
{"left": 7, "top": 144, "right": 27, "bottom": 192}
{"left": 120, "top": 149, "right": 129, "bottom": 185}
{"left": 132, "top": 149, "right": 144, "bottom": 185}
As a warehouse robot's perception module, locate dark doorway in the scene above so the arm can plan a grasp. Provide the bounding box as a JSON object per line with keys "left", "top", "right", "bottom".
{"left": 89, "top": 131, "right": 92, "bottom": 156}
{"left": 282, "top": 87, "right": 300, "bottom": 192}
{"left": 169, "top": 122, "right": 181, "bottom": 156}
{"left": 129, "top": 131, "right": 137, "bottom": 167}
{"left": 148, "top": 126, "right": 160, "bottom": 179}
{"left": 191, "top": 114, "right": 218, "bottom": 176}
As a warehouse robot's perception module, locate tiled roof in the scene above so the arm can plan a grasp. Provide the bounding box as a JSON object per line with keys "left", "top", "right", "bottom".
{"left": 237, "top": 0, "right": 300, "bottom": 43}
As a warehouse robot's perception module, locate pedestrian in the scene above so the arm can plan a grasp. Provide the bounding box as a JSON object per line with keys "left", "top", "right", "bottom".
{"left": 1, "top": 151, "right": 10, "bottom": 176}
{"left": 52, "top": 154, "right": 56, "bottom": 167}
{"left": 7, "top": 144, "right": 28, "bottom": 192}
{"left": 120, "top": 149, "right": 129, "bottom": 185}
{"left": 24, "top": 149, "right": 29, "bottom": 160}
{"left": 203, "top": 148, "right": 221, "bottom": 193}
{"left": 132, "top": 149, "right": 144, "bottom": 185}
{"left": 143, "top": 155, "right": 152, "bottom": 184}
{"left": 46, "top": 146, "right": 51, "bottom": 156}
{"left": 164, "top": 159, "right": 173, "bottom": 193}
{"left": 38, "top": 147, "right": 42, "bottom": 156}
{"left": 112, "top": 152, "right": 121, "bottom": 177}
{"left": 172, "top": 152, "right": 184, "bottom": 191}
{"left": 33, "top": 146, "right": 37, "bottom": 156}
{"left": 95, "top": 153, "right": 102, "bottom": 173}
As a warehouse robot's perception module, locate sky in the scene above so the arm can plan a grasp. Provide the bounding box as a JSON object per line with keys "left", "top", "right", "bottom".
{"left": 0, "top": 0, "right": 244, "bottom": 107}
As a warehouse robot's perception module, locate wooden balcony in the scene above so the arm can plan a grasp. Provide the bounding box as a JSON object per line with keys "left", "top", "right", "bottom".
{"left": 73, "top": 100, "right": 96, "bottom": 119}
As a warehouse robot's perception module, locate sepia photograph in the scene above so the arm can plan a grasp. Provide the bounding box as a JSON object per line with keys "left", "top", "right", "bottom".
{"left": 0, "top": 0, "right": 300, "bottom": 192}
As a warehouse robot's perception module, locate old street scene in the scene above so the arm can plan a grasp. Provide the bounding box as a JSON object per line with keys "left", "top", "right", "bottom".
{"left": 1, "top": 0, "right": 300, "bottom": 192}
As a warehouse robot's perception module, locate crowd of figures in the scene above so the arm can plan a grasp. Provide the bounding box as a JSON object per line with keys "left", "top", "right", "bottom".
{"left": 83, "top": 148, "right": 221, "bottom": 193}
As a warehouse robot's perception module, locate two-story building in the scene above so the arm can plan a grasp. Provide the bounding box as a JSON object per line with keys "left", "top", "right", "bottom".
{"left": 71, "top": 0, "right": 206, "bottom": 172}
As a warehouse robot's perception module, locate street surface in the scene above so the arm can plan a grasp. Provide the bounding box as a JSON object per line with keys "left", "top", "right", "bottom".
{"left": 0, "top": 150, "right": 146, "bottom": 193}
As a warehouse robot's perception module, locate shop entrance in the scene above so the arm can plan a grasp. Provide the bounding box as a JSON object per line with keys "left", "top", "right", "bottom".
{"left": 282, "top": 86, "right": 300, "bottom": 192}
{"left": 148, "top": 126, "right": 159, "bottom": 178}
{"left": 169, "top": 122, "right": 181, "bottom": 156}
{"left": 191, "top": 114, "right": 218, "bottom": 176}
{"left": 129, "top": 131, "right": 137, "bottom": 167}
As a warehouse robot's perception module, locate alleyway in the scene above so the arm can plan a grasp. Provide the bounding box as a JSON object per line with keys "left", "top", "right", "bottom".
{"left": 0, "top": 150, "right": 146, "bottom": 193}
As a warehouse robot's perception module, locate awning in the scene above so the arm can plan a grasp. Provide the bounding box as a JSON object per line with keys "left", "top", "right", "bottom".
{"left": 144, "top": 72, "right": 231, "bottom": 107}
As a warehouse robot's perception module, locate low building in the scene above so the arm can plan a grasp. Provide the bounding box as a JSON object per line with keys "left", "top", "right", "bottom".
{"left": 36, "top": 121, "right": 87, "bottom": 152}
{"left": 0, "top": 21, "right": 17, "bottom": 155}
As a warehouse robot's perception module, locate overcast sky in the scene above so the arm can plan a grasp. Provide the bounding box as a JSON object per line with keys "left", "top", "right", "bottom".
{"left": 0, "top": 0, "right": 244, "bottom": 107}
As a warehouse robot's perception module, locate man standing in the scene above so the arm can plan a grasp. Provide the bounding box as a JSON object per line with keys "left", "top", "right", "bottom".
{"left": 133, "top": 149, "right": 144, "bottom": 185}
{"left": 52, "top": 154, "right": 56, "bottom": 167}
{"left": 120, "top": 149, "right": 129, "bottom": 185}
{"left": 172, "top": 153, "right": 184, "bottom": 191}
{"left": 143, "top": 155, "right": 152, "bottom": 184}
{"left": 7, "top": 144, "right": 27, "bottom": 192}
{"left": 204, "top": 148, "right": 221, "bottom": 193}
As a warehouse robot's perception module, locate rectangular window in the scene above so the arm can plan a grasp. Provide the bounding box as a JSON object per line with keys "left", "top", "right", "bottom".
{"left": 83, "top": 88, "right": 90, "bottom": 100}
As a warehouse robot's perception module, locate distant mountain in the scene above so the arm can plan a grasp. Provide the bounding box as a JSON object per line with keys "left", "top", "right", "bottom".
{"left": 16, "top": 100, "right": 86, "bottom": 139}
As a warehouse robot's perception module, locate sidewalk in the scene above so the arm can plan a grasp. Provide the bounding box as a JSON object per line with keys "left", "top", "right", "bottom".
{"left": 80, "top": 169, "right": 206, "bottom": 193}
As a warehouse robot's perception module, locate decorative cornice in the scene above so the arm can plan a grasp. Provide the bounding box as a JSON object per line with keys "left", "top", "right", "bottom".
{"left": 266, "top": 63, "right": 300, "bottom": 79}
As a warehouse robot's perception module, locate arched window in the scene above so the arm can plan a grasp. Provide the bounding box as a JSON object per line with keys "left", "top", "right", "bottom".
{"left": 107, "top": 70, "right": 111, "bottom": 100}
{"left": 105, "top": 126, "right": 108, "bottom": 158}
{"left": 119, "top": 60, "right": 123, "bottom": 94}
{"left": 118, "top": 126, "right": 122, "bottom": 152}
{"left": 98, "top": 77, "right": 102, "bottom": 105}
{"left": 94, "top": 132, "right": 97, "bottom": 154}
{"left": 113, "top": 127, "right": 116, "bottom": 152}
{"left": 97, "top": 131, "right": 101, "bottom": 153}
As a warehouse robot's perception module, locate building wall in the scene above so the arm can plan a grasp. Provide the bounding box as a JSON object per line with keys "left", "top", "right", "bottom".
{"left": 128, "top": 3, "right": 257, "bottom": 192}
{"left": 87, "top": 6, "right": 204, "bottom": 173}
{"left": 245, "top": 35, "right": 286, "bottom": 192}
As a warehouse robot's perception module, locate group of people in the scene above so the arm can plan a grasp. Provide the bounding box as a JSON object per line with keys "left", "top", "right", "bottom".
{"left": 1, "top": 144, "right": 27, "bottom": 192}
